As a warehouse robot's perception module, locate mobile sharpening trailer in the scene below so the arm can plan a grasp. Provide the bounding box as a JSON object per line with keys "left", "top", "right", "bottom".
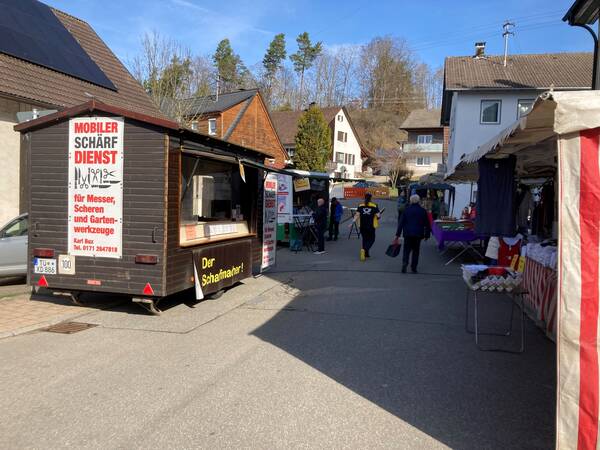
{"left": 16, "top": 100, "right": 269, "bottom": 314}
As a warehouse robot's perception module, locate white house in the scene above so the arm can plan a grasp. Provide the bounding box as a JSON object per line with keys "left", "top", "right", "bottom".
{"left": 442, "top": 46, "right": 592, "bottom": 212}
{"left": 271, "top": 105, "right": 365, "bottom": 178}
{"left": 400, "top": 109, "right": 446, "bottom": 180}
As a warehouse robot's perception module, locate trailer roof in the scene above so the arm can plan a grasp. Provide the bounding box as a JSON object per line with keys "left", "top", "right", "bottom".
{"left": 14, "top": 99, "right": 268, "bottom": 160}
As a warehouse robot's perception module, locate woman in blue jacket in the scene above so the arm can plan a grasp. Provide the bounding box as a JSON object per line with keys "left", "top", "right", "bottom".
{"left": 327, "top": 197, "right": 344, "bottom": 241}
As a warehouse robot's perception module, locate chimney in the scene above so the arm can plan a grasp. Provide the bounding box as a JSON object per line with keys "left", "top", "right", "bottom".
{"left": 474, "top": 42, "right": 486, "bottom": 58}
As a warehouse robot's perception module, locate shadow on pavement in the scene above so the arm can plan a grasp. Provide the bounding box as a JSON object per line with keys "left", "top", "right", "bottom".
{"left": 251, "top": 202, "right": 555, "bottom": 449}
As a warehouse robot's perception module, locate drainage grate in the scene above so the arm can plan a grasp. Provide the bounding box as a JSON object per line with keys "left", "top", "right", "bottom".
{"left": 44, "top": 322, "right": 97, "bottom": 334}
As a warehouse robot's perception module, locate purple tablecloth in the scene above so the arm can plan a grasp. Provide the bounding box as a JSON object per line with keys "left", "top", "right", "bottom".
{"left": 432, "top": 221, "right": 478, "bottom": 251}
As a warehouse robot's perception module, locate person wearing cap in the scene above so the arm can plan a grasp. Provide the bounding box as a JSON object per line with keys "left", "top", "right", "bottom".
{"left": 351, "top": 193, "right": 381, "bottom": 261}
{"left": 394, "top": 194, "right": 430, "bottom": 273}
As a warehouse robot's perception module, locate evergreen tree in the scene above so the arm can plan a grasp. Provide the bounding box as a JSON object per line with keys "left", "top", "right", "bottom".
{"left": 263, "top": 33, "right": 287, "bottom": 78}
{"left": 294, "top": 105, "right": 332, "bottom": 172}
{"left": 290, "top": 32, "right": 322, "bottom": 107}
{"left": 262, "top": 33, "right": 286, "bottom": 104}
{"left": 213, "top": 38, "right": 245, "bottom": 91}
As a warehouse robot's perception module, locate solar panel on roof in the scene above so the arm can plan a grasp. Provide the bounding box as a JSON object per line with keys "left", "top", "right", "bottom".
{"left": 0, "top": 0, "right": 117, "bottom": 91}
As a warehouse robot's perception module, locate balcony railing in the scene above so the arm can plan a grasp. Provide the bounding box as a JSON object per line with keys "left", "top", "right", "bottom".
{"left": 402, "top": 143, "right": 443, "bottom": 153}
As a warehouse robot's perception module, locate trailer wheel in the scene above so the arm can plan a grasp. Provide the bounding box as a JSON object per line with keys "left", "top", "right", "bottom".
{"left": 208, "top": 289, "right": 225, "bottom": 300}
{"left": 132, "top": 297, "right": 162, "bottom": 315}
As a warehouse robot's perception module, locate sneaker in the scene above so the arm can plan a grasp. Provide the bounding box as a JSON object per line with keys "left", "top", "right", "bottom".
{"left": 401, "top": 266, "right": 407, "bottom": 273}
{"left": 360, "top": 249, "right": 366, "bottom": 261}
{"left": 313, "top": 251, "right": 326, "bottom": 255}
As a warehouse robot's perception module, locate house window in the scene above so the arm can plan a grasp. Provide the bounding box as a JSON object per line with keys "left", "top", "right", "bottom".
{"left": 335, "top": 152, "right": 345, "bottom": 163}
{"left": 417, "top": 135, "right": 433, "bottom": 144}
{"left": 480, "top": 100, "right": 501, "bottom": 124}
{"left": 416, "top": 156, "right": 431, "bottom": 166}
{"left": 517, "top": 99, "right": 534, "bottom": 118}
{"left": 337, "top": 131, "right": 347, "bottom": 142}
{"left": 190, "top": 121, "right": 198, "bottom": 131}
{"left": 208, "top": 118, "right": 217, "bottom": 135}
{"left": 337, "top": 114, "right": 343, "bottom": 122}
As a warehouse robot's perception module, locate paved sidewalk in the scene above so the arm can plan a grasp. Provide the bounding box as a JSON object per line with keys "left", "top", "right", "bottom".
{"left": 0, "top": 288, "right": 96, "bottom": 339}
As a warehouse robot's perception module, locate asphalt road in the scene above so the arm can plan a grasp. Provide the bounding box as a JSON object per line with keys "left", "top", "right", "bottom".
{"left": 0, "top": 199, "right": 555, "bottom": 449}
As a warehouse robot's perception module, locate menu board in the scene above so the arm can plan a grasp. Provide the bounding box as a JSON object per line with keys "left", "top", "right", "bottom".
{"left": 262, "top": 173, "right": 278, "bottom": 269}
{"left": 276, "top": 174, "right": 293, "bottom": 224}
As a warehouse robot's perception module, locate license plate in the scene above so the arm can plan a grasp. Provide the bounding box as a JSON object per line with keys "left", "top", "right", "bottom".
{"left": 33, "top": 258, "right": 57, "bottom": 275}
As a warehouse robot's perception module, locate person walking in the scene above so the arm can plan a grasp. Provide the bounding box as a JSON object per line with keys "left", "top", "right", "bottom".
{"left": 312, "top": 197, "right": 328, "bottom": 255}
{"left": 394, "top": 194, "right": 430, "bottom": 273}
{"left": 327, "top": 197, "right": 343, "bottom": 241}
{"left": 351, "top": 193, "right": 381, "bottom": 261}
{"left": 397, "top": 191, "right": 407, "bottom": 220}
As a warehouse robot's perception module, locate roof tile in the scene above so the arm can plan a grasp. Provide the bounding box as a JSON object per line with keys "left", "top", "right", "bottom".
{"left": 444, "top": 52, "right": 592, "bottom": 90}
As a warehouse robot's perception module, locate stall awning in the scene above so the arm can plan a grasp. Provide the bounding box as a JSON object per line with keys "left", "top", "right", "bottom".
{"left": 446, "top": 90, "right": 600, "bottom": 182}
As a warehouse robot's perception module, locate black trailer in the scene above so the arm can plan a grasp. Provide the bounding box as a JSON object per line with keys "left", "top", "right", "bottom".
{"left": 16, "top": 100, "right": 268, "bottom": 314}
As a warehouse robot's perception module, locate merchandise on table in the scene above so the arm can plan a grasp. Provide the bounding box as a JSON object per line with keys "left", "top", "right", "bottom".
{"left": 462, "top": 264, "right": 523, "bottom": 292}
{"left": 523, "top": 242, "right": 557, "bottom": 270}
{"left": 435, "top": 220, "right": 475, "bottom": 231}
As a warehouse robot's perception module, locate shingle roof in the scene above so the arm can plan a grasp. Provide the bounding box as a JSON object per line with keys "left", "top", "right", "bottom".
{"left": 185, "top": 89, "right": 258, "bottom": 115}
{"left": 271, "top": 106, "right": 341, "bottom": 145}
{"left": 0, "top": 7, "right": 163, "bottom": 118}
{"left": 401, "top": 109, "right": 441, "bottom": 129}
{"left": 444, "top": 52, "right": 593, "bottom": 90}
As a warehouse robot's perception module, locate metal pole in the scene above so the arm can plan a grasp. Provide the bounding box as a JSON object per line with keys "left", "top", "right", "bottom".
{"left": 572, "top": 23, "right": 599, "bottom": 89}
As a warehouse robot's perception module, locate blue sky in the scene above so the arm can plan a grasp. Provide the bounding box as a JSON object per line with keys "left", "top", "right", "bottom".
{"left": 45, "top": 0, "right": 591, "bottom": 70}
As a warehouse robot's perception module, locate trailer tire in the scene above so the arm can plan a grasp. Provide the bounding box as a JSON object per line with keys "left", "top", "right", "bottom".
{"left": 208, "top": 289, "right": 225, "bottom": 300}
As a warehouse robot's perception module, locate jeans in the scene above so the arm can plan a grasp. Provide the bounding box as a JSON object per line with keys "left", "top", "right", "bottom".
{"left": 403, "top": 236, "right": 422, "bottom": 269}
{"left": 317, "top": 227, "right": 325, "bottom": 252}
{"left": 328, "top": 220, "right": 339, "bottom": 239}
{"left": 360, "top": 227, "right": 376, "bottom": 255}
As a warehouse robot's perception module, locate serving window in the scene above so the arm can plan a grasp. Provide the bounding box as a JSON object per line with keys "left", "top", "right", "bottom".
{"left": 180, "top": 155, "right": 251, "bottom": 246}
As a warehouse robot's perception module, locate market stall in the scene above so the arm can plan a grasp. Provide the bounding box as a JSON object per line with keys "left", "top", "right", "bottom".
{"left": 447, "top": 90, "right": 600, "bottom": 449}
{"left": 409, "top": 182, "right": 455, "bottom": 217}
{"left": 16, "top": 100, "right": 271, "bottom": 314}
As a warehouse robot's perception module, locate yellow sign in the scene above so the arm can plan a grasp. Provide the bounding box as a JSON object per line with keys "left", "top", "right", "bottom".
{"left": 294, "top": 177, "right": 310, "bottom": 192}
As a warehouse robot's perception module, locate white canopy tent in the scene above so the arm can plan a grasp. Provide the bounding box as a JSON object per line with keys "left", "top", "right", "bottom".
{"left": 448, "top": 90, "right": 600, "bottom": 450}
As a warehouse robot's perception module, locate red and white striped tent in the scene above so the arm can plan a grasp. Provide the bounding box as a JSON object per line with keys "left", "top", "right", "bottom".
{"left": 448, "top": 90, "right": 600, "bottom": 450}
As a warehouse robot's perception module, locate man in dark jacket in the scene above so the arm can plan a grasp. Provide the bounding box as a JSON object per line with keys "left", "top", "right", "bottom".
{"left": 395, "top": 194, "right": 431, "bottom": 273}
{"left": 312, "top": 197, "right": 328, "bottom": 254}
{"left": 327, "top": 197, "right": 343, "bottom": 241}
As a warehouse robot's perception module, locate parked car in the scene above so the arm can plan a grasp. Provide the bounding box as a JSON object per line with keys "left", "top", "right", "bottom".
{"left": 0, "top": 213, "right": 28, "bottom": 277}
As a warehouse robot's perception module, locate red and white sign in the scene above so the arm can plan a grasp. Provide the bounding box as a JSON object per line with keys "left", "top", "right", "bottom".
{"left": 261, "top": 173, "right": 278, "bottom": 270}
{"left": 67, "top": 117, "right": 124, "bottom": 258}
{"left": 276, "top": 174, "right": 292, "bottom": 224}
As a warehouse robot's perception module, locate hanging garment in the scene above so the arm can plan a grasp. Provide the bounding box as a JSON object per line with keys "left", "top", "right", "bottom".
{"left": 476, "top": 156, "right": 517, "bottom": 236}
{"left": 516, "top": 189, "right": 534, "bottom": 231}
{"left": 498, "top": 235, "right": 522, "bottom": 267}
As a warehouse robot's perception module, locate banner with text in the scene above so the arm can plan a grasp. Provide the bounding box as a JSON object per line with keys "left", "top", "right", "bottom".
{"left": 68, "top": 117, "right": 124, "bottom": 258}
{"left": 276, "top": 174, "right": 293, "bottom": 224}
{"left": 262, "top": 173, "right": 278, "bottom": 269}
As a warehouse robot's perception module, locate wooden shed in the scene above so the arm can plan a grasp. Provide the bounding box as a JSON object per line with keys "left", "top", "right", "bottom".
{"left": 15, "top": 100, "right": 269, "bottom": 313}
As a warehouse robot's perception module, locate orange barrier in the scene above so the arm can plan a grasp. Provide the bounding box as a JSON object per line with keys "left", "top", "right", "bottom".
{"left": 343, "top": 186, "right": 390, "bottom": 199}
{"left": 343, "top": 187, "right": 366, "bottom": 198}
{"left": 367, "top": 187, "right": 390, "bottom": 198}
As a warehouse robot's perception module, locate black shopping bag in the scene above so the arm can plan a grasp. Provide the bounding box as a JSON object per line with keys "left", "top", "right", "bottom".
{"left": 385, "top": 243, "right": 401, "bottom": 257}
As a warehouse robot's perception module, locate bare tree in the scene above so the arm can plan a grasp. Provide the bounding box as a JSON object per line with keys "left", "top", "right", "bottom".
{"left": 130, "top": 31, "right": 215, "bottom": 123}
